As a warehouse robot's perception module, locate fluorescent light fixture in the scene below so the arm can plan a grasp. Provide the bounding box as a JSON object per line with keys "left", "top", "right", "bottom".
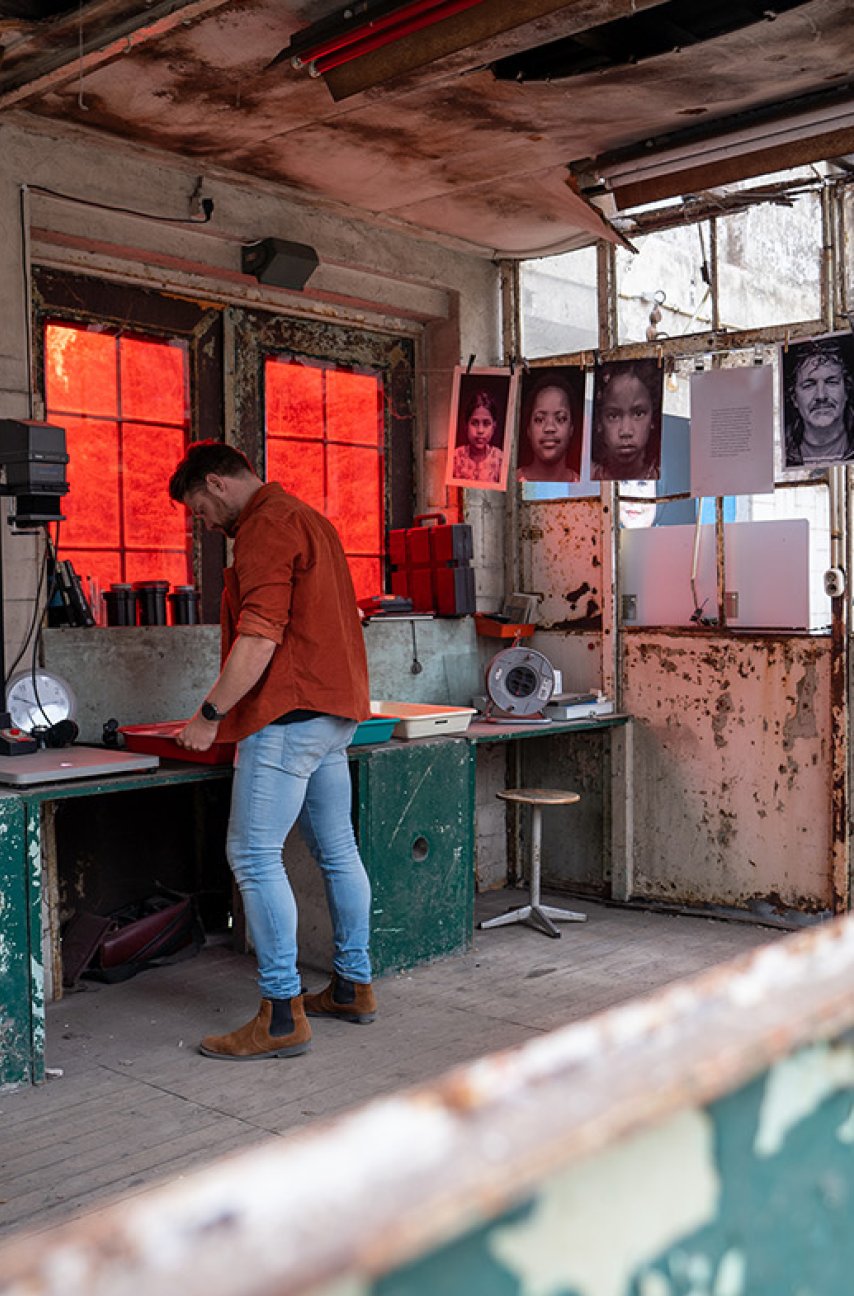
{"left": 576, "top": 93, "right": 854, "bottom": 209}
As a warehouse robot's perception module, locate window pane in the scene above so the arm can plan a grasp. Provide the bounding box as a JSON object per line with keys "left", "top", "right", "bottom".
{"left": 45, "top": 324, "right": 118, "bottom": 418}
{"left": 120, "top": 337, "right": 187, "bottom": 424}
{"left": 265, "top": 359, "right": 323, "bottom": 438}
{"left": 45, "top": 322, "right": 192, "bottom": 592}
{"left": 326, "top": 445, "right": 382, "bottom": 552}
{"left": 63, "top": 548, "right": 122, "bottom": 596}
{"left": 734, "top": 483, "right": 830, "bottom": 632}
{"left": 60, "top": 416, "right": 120, "bottom": 547}
{"left": 122, "top": 422, "right": 190, "bottom": 549}
{"left": 125, "top": 549, "right": 191, "bottom": 587}
{"left": 267, "top": 438, "right": 325, "bottom": 513}
{"left": 616, "top": 225, "right": 712, "bottom": 346}
{"left": 346, "top": 556, "right": 382, "bottom": 602}
{"left": 716, "top": 192, "right": 822, "bottom": 330}
{"left": 521, "top": 246, "right": 598, "bottom": 358}
{"left": 326, "top": 370, "right": 382, "bottom": 445}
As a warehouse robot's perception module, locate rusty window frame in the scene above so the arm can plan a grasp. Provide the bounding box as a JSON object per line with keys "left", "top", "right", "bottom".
{"left": 228, "top": 306, "right": 415, "bottom": 592}
{"left": 32, "top": 267, "right": 226, "bottom": 622}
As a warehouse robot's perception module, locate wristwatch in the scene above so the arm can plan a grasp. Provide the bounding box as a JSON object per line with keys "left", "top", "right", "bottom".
{"left": 201, "top": 699, "right": 226, "bottom": 723}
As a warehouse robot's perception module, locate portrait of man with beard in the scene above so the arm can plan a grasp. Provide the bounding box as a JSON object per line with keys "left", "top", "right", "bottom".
{"left": 782, "top": 334, "right": 854, "bottom": 468}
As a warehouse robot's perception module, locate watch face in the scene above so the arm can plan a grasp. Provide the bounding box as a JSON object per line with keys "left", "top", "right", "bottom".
{"left": 7, "top": 671, "right": 77, "bottom": 731}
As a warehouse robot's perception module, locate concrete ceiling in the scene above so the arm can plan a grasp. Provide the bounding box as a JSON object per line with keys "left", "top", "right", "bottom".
{"left": 1, "top": 0, "right": 854, "bottom": 258}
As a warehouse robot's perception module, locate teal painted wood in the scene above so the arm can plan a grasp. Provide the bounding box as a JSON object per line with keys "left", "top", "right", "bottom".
{"left": 24, "top": 802, "right": 45, "bottom": 1084}
{"left": 0, "top": 797, "right": 34, "bottom": 1088}
{"left": 17, "top": 762, "right": 232, "bottom": 806}
{"left": 354, "top": 1040, "right": 854, "bottom": 1296}
{"left": 357, "top": 739, "right": 474, "bottom": 974}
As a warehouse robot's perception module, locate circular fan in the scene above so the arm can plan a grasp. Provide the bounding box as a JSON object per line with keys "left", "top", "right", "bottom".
{"left": 485, "top": 646, "right": 555, "bottom": 717}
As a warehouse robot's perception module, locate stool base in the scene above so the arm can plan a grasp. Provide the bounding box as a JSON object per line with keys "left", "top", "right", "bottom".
{"left": 479, "top": 902, "right": 587, "bottom": 940}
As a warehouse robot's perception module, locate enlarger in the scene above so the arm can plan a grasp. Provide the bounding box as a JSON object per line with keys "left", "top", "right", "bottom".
{"left": 0, "top": 419, "right": 158, "bottom": 781}
{"left": 0, "top": 417, "right": 70, "bottom": 755}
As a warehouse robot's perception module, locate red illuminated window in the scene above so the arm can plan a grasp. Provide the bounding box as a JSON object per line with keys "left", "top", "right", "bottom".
{"left": 44, "top": 323, "right": 191, "bottom": 594}
{"left": 265, "top": 356, "right": 384, "bottom": 600}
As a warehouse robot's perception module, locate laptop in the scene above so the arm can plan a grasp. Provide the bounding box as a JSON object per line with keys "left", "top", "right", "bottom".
{"left": 0, "top": 745, "right": 159, "bottom": 787}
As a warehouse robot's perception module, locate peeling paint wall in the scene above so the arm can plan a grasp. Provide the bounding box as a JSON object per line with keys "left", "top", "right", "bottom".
{"left": 522, "top": 497, "right": 605, "bottom": 642}
{"left": 0, "top": 797, "right": 33, "bottom": 1089}
{"left": 622, "top": 630, "right": 833, "bottom": 915}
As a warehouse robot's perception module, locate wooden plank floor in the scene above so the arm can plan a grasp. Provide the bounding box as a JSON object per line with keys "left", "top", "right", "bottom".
{"left": 0, "top": 891, "right": 784, "bottom": 1242}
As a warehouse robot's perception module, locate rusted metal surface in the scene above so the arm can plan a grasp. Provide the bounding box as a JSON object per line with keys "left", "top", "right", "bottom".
{"left": 622, "top": 629, "right": 834, "bottom": 916}
{"left": 522, "top": 498, "right": 603, "bottom": 632}
{"left": 2, "top": 0, "right": 852, "bottom": 255}
{"left": 2, "top": 911, "right": 854, "bottom": 1295}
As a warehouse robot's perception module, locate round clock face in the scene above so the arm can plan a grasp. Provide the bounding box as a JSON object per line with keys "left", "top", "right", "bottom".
{"left": 6, "top": 671, "right": 77, "bottom": 732}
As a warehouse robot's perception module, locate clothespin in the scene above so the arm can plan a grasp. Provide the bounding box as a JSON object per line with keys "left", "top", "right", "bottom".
{"left": 783, "top": 330, "right": 790, "bottom": 354}
{"left": 465, "top": 353, "right": 476, "bottom": 374}
{"left": 694, "top": 354, "right": 705, "bottom": 373}
{"left": 753, "top": 345, "right": 764, "bottom": 366}
{"left": 508, "top": 355, "right": 516, "bottom": 376}
{"left": 656, "top": 344, "right": 663, "bottom": 368}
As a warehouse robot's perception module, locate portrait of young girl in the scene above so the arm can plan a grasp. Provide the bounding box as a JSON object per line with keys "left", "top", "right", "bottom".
{"left": 445, "top": 367, "right": 517, "bottom": 492}
{"left": 591, "top": 359, "right": 663, "bottom": 482}
{"left": 515, "top": 367, "right": 585, "bottom": 484}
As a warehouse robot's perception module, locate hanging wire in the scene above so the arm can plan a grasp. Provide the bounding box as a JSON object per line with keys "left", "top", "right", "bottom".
{"left": 78, "top": 0, "right": 88, "bottom": 111}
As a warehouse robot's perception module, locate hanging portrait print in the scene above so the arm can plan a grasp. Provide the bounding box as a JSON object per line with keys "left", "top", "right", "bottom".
{"left": 590, "top": 357, "right": 664, "bottom": 482}
{"left": 515, "top": 366, "right": 586, "bottom": 485}
{"left": 445, "top": 367, "right": 518, "bottom": 492}
{"left": 780, "top": 331, "right": 854, "bottom": 468}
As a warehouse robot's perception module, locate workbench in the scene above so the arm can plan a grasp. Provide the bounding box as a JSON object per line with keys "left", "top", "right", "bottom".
{"left": 0, "top": 713, "right": 632, "bottom": 1088}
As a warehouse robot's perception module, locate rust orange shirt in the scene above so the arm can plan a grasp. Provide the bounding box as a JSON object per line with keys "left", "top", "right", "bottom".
{"left": 217, "top": 482, "right": 371, "bottom": 743}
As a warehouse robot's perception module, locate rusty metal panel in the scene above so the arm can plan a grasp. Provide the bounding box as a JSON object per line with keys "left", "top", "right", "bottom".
{"left": 521, "top": 497, "right": 603, "bottom": 633}
{"left": 622, "top": 629, "right": 833, "bottom": 915}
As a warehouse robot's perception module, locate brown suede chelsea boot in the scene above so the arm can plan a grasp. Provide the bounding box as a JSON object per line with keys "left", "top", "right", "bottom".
{"left": 199, "top": 995, "right": 312, "bottom": 1060}
{"left": 303, "top": 973, "right": 376, "bottom": 1024}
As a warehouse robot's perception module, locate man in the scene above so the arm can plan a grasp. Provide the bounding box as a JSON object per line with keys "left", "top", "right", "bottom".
{"left": 168, "top": 440, "right": 376, "bottom": 1061}
{"left": 785, "top": 338, "right": 854, "bottom": 466}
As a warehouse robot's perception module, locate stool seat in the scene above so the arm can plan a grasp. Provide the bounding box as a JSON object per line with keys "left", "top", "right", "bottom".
{"left": 481, "top": 786, "right": 587, "bottom": 939}
{"left": 497, "top": 788, "right": 581, "bottom": 807}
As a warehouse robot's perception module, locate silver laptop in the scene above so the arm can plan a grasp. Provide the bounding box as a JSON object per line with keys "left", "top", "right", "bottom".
{"left": 0, "top": 745, "right": 159, "bottom": 787}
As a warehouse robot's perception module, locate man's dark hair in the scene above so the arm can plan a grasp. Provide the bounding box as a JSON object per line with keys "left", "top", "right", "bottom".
{"left": 169, "top": 441, "right": 257, "bottom": 502}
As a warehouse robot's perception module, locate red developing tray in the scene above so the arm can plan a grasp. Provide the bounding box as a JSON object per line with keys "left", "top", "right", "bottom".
{"left": 119, "top": 721, "right": 235, "bottom": 765}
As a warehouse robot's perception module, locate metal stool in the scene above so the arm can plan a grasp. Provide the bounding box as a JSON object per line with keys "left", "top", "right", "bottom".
{"left": 480, "top": 788, "right": 588, "bottom": 939}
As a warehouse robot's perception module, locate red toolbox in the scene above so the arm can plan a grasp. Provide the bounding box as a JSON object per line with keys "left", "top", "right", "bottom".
{"left": 120, "top": 721, "right": 236, "bottom": 765}
{"left": 388, "top": 513, "right": 476, "bottom": 616}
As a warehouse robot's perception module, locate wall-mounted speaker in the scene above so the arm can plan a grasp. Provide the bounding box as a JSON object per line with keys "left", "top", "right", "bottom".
{"left": 241, "top": 238, "right": 319, "bottom": 291}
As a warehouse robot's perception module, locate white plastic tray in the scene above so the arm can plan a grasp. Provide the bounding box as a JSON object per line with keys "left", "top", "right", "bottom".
{"left": 370, "top": 700, "right": 477, "bottom": 740}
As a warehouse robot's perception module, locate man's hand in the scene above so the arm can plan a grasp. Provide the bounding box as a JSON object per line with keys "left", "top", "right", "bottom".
{"left": 176, "top": 711, "right": 219, "bottom": 752}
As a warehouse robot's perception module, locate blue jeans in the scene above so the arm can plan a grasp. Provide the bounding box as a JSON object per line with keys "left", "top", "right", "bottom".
{"left": 226, "top": 715, "right": 372, "bottom": 1000}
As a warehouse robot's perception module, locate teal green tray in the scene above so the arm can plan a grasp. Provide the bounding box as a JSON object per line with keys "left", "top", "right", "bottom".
{"left": 350, "top": 716, "right": 397, "bottom": 746}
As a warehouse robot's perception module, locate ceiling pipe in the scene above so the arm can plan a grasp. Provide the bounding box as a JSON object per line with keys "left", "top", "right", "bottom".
{"left": 310, "top": 0, "right": 485, "bottom": 74}
{"left": 291, "top": 0, "right": 468, "bottom": 67}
